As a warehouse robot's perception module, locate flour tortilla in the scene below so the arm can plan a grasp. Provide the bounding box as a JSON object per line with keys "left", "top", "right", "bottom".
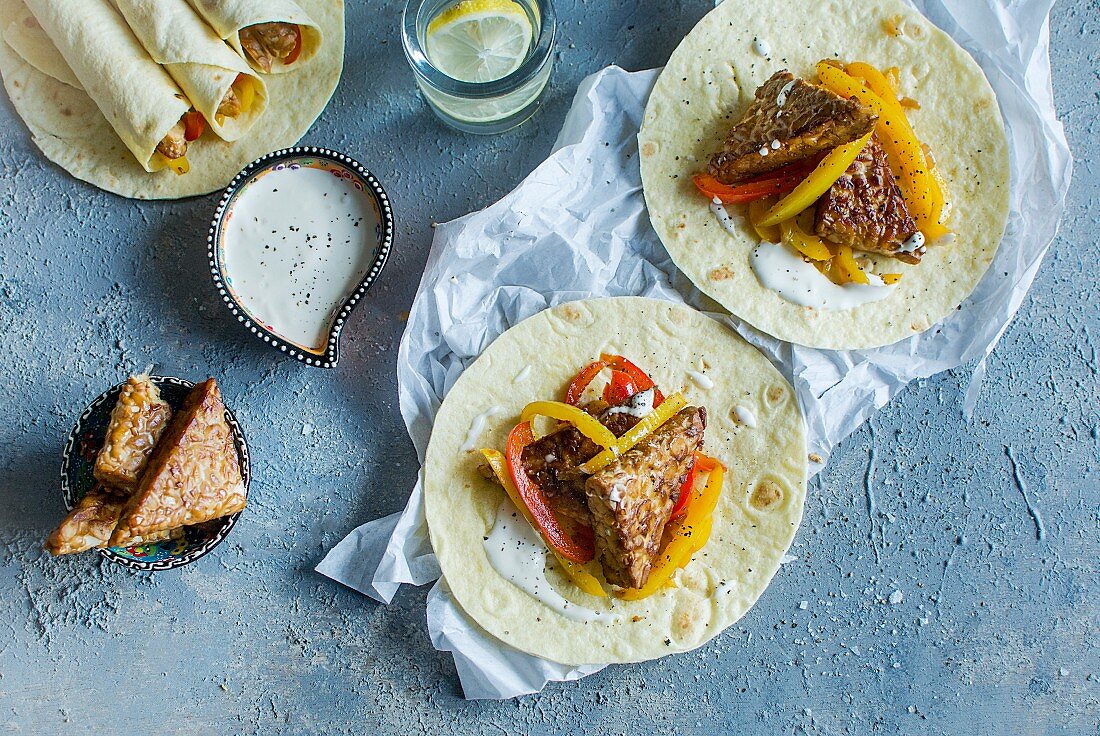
{"left": 639, "top": 0, "right": 1010, "bottom": 350}
{"left": 186, "top": 0, "right": 322, "bottom": 75}
{"left": 2, "top": 3, "right": 78, "bottom": 89}
{"left": 0, "top": 0, "right": 342, "bottom": 198}
{"left": 423, "top": 298, "right": 807, "bottom": 665}
{"left": 114, "top": 0, "right": 269, "bottom": 142}
{"left": 20, "top": 0, "right": 190, "bottom": 173}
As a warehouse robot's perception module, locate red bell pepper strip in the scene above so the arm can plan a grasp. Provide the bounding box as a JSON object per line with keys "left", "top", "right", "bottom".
{"left": 602, "top": 369, "right": 638, "bottom": 405}
{"left": 692, "top": 159, "right": 820, "bottom": 204}
{"left": 565, "top": 360, "right": 605, "bottom": 406}
{"left": 669, "top": 453, "right": 722, "bottom": 521}
{"left": 182, "top": 111, "right": 205, "bottom": 142}
{"left": 600, "top": 354, "right": 665, "bottom": 407}
{"left": 505, "top": 422, "right": 595, "bottom": 563}
{"left": 285, "top": 25, "right": 304, "bottom": 65}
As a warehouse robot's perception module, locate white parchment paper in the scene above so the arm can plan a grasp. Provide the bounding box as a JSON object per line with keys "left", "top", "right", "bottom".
{"left": 316, "top": 0, "right": 1071, "bottom": 699}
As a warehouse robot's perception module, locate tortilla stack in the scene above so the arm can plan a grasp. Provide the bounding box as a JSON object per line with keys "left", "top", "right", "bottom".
{"left": 113, "top": 0, "right": 269, "bottom": 142}
{"left": 21, "top": 0, "right": 192, "bottom": 173}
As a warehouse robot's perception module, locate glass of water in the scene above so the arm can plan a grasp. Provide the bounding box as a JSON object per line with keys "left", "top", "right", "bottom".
{"left": 402, "top": 0, "right": 556, "bottom": 134}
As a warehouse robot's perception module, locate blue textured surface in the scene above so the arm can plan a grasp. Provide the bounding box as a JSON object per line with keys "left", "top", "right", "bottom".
{"left": 0, "top": 1, "right": 1096, "bottom": 733}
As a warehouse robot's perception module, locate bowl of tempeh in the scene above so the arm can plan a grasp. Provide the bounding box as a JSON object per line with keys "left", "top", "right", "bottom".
{"left": 55, "top": 375, "right": 250, "bottom": 571}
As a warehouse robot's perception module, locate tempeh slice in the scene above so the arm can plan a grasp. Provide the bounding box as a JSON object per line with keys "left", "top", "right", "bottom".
{"left": 93, "top": 374, "right": 172, "bottom": 491}
{"left": 109, "top": 379, "right": 246, "bottom": 546}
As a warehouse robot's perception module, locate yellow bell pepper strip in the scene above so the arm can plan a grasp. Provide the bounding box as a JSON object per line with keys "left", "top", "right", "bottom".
{"left": 520, "top": 400, "right": 617, "bottom": 449}
{"left": 748, "top": 196, "right": 781, "bottom": 242}
{"left": 152, "top": 152, "right": 190, "bottom": 175}
{"left": 780, "top": 218, "right": 833, "bottom": 261}
{"left": 580, "top": 392, "right": 688, "bottom": 475}
{"left": 817, "top": 63, "right": 948, "bottom": 239}
{"left": 504, "top": 422, "right": 596, "bottom": 563}
{"left": 829, "top": 245, "right": 870, "bottom": 285}
{"left": 881, "top": 273, "right": 902, "bottom": 285}
{"left": 234, "top": 73, "right": 256, "bottom": 113}
{"left": 618, "top": 456, "right": 725, "bottom": 600}
{"left": 480, "top": 448, "right": 606, "bottom": 596}
{"left": 758, "top": 132, "right": 873, "bottom": 227}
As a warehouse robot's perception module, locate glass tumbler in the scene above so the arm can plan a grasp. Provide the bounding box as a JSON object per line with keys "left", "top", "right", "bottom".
{"left": 401, "top": 0, "right": 556, "bottom": 134}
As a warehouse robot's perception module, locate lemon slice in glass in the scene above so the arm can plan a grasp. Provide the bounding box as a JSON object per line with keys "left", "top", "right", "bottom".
{"left": 425, "top": 0, "right": 534, "bottom": 83}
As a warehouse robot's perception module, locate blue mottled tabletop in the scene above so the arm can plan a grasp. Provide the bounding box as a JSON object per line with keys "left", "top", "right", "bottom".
{"left": 0, "top": 1, "right": 1096, "bottom": 734}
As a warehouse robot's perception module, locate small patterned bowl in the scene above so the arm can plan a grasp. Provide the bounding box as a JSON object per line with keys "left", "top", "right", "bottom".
{"left": 208, "top": 147, "right": 394, "bottom": 369}
{"left": 59, "top": 376, "right": 250, "bottom": 571}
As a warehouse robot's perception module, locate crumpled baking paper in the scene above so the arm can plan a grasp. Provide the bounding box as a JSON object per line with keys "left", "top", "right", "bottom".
{"left": 316, "top": 0, "right": 1071, "bottom": 699}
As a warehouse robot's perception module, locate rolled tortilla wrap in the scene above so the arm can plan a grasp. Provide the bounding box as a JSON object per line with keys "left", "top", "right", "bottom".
{"left": 21, "top": 0, "right": 191, "bottom": 172}
{"left": 2, "top": 3, "right": 81, "bottom": 89}
{"left": 113, "top": 0, "right": 268, "bottom": 142}
{"left": 186, "top": 0, "right": 322, "bottom": 74}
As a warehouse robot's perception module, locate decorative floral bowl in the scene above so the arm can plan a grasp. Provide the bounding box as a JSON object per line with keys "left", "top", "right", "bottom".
{"left": 59, "top": 376, "right": 250, "bottom": 571}
{"left": 208, "top": 147, "right": 395, "bottom": 369}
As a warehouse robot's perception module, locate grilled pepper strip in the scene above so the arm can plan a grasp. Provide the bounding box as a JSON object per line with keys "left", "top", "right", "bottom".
{"left": 759, "top": 132, "right": 873, "bottom": 227}
{"left": 830, "top": 245, "right": 870, "bottom": 285}
{"left": 603, "top": 370, "right": 638, "bottom": 405}
{"left": 781, "top": 218, "right": 833, "bottom": 261}
{"left": 520, "top": 400, "right": 617, "bottom": 448}
{"left": 817, "top": 63, "right": 947, "bottom": 239}
{"left": 504, "top": 423, "right": 595, "bottom": 563}
{"left": 618, "top": 456, "right": 725, "bottom": 600}
{"left": 481, "top": 448, "right": 606, "bottom": 596}
{"left": 600, "top": 354, "right": 665, "bottom": 406}
{"left": 748, "top": 196, "right": 781, "bottom": 243}
{"left": 565, "top": 360, "right": 606, "bottom": 406}
{"left": 846, "top": 61, "right": 951, "bottom": 236}
{"left": 579, "top": 392, "right": 687, "bottom": 475}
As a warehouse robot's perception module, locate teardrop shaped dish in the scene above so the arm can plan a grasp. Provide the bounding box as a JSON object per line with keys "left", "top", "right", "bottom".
{"left": 209, "top": 147, "right": 394, "bottom": 368}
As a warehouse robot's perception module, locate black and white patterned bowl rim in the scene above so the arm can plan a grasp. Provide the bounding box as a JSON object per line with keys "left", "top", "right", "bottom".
{"left": 59, "top": 376, "right": 251, "bottom": 572}
{"left": 207, "top": 146, "right": 394, "bottom": 369}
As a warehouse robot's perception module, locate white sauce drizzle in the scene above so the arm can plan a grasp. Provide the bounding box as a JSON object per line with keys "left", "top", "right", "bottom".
{"left": 933, "top": 232, "right": 956, "bottom": 247}
{"left": 710, "top": 197, "right": 744, "bottom": 238}
{"left": 460, "top": 405, "right": 505, "bottom": 451}
{"left": 513, "top": 365, "right": 532, "bottom": 383}
{"left": 735, "top": 405, "right": 758, "bottom": 428}
{"left": 770, "top": 139, "right": 781, "bottom": 150}
{"left": 898, "top": 231, "right": 926, "bottom": 254}
{"left": 483, "top": 501, "right": 620, "bottom": 623}
{"left": 605, "top": 388, "right": 656, "bottom": 418}
{"left": 222, "top": 166, "right": 380, "bottom": 351}
{"left": 752, "top": 37, "right": 769, "bottom": 57}
{"left": 776, "top": 79, "right": 797, "bottom": 107}
{"left": 687, "top": 369, "right": 714, "bottom": 390}
{"left": 758, "top": 146, "right": 770, "bottom": 157}
{"left": 750, "top": 242, "right": 896, "bottom": 310}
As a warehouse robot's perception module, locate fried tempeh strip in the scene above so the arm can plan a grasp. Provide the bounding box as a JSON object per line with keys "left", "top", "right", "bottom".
{"left": 44, "top": 485, "right": 179, "bottom": 554}
{"left": 93, "top": 374, "right": 173, "bottom": 491}
{"left": 584, "top": 407, "right": 706, "bottom": 589}
{"left": 109, "top": 379, "right": 246, "bottom": 546}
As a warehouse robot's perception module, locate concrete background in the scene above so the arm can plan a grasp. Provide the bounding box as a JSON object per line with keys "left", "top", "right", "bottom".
{"left": 0, "top": 1, "right": 1096, "bottom": 733}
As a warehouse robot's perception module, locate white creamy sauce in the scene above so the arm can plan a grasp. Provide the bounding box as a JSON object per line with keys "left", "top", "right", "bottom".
{"left": 710, "top": 197, "right": 744, "bottom": 238}
{"left": 758, "top": 146, "right": 770, "bottom": 157}
{"left": 735, "top": 405, "right": 758, "bottom": 428}
{"left": 222, "top": 166, "right": 379, "bottom": 351}
{"left": 776, "top": 79, "right": 797, "bottom": 107}
{"left": 460, "top": 405, "right": 505, "bottom": 451}
{"left": 770, "top": 138, "right": 781, "bottom": 150}
{"left": 898, "top": 230, "right": 926, "bottom": 254}
{"left": 483, "top": 501, "right": 620, "bottom": 624}
{"left": 934, "top": 232, "right": 956, "bottom": 247}
{"left": 608, "top": 483, "right": 626, "bottom": 509}
{"left": 513, "top": 365, "right": 532, "bottom": 383}
{"left": 687, "top": 369, "right": 714, "bottom": 390}
{"left": 605, "top": 388, "right": 656, "bottom": 418}
{"left": 752, "top": 37, "right": 769, "bottom": 57}
{"left": 750, "top": 241, "right": 896, "bottom": 310}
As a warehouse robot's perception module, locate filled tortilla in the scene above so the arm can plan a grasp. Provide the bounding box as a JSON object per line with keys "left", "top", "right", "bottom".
{"left": 2, "top": 3, "right": 79, "bottom": 88}
{"left": 186, "top": 0, "right": 322, "bottom": 75}
{"left": 0, "top": 0, "right": 344, "bottom": 198}
{"left": 21, "top": 0, "right": 193, "bottom": 173}
{"left": 639, "top": 0, "right": 1010, "bottom": 350}
{"left": 423, "top": 298, "right": 807, "bottom": 665}
{"left": 114, "top": 0, "right": 269, "bottom": 142}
